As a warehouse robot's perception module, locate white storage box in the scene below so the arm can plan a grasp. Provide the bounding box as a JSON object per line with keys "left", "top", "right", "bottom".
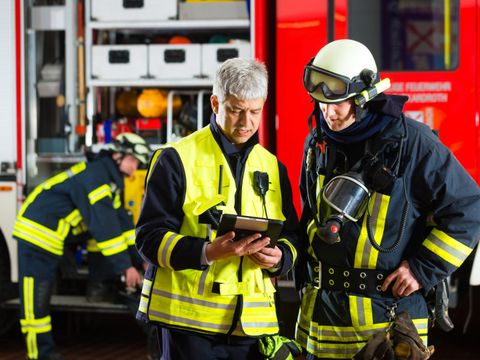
{"left": 201, "top": 43, "right": 251, "bottom": 78}
{"left": 92, "top": 45, "right": 148, "bottom": 80}
{"left": 91, "top": 0, "right": 177, "bottom": 22}
{"left": 149, "top": 44, "right": 201, "bottom": 80}
{"left": 31, "top": 6, "right": 65, "bottom": 30}
{"left": 179, "top": 1, "right": 248, "bottom": 20}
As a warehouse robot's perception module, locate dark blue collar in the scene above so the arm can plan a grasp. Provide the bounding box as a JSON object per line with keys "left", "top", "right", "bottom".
{"left": 320, "top": 113, "right": 391, "bottom": 144}
{"left": 209, "top": 114, "right": 259, "bottom": 155}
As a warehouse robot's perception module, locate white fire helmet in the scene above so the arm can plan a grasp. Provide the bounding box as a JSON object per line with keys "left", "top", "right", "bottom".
{"left": 303, "top": 39, "right": 389, "bottom": 104}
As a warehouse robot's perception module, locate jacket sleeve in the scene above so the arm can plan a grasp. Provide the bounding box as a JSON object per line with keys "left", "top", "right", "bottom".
{"left": 407, "top": 128, "right": 480, "bottom": 292}
{"left": 117, "top": 207, "right": 144, "bottom": 269}
{"left": 270, "top": 161, "right": 300, "bottom": 277}
{"left": 135, "top": 148, "right": 207, "bottom": 271}
{"left": 71, "top": 175, "right": 132, "bottom": 274}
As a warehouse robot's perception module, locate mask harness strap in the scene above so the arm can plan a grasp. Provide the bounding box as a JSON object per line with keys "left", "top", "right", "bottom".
{"left": 306, "top": 102, "right": 326, "bottom": 233}
{"left": 365, "top": 115, "right": 409, "bottom": 253}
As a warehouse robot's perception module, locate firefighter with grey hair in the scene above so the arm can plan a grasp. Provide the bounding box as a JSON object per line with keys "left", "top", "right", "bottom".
{"left": 135, "top": 57, "right": 301, "bottom": 360}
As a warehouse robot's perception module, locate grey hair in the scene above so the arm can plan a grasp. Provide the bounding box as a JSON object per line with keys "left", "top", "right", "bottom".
{"left": 212, "top": 57, "right": 268, "bottom": 103}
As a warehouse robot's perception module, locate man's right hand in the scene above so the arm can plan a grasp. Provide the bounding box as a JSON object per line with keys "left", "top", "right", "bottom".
{"left": 205, "top": 231, "right": 271, "bottom": 262}
{"left": 124, "top": 266, "right": 143, "bottom": 289}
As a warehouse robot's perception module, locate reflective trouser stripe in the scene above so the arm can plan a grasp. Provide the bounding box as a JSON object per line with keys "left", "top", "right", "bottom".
{"left": 20, "top": 277, "right": 52, "bottom": 359}
{"left": 297, "top": 317, "right": 430, "bottom": 359}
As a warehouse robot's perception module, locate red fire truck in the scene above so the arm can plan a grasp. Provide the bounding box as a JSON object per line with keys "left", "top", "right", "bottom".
{"left": 271, "top": 0, "right": 479, "bottom": 212}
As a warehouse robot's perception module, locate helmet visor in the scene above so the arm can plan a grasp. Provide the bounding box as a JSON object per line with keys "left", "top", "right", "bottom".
{"left": 303, "top": 60, "right": 353, "bottom": 101}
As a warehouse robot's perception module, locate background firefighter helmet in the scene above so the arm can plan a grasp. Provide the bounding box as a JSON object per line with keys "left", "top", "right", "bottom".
{"left": 304, "top": 39, "right": 389, "bottom": 104}
{"left": 108, "top": 132, "right": 150, "bottom": 165}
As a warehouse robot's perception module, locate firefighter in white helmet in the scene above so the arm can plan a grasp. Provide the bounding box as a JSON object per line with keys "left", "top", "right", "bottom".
{"left": 295, "top": 39, "right": 480, "bottom": 359}
{"left": 14, "top": 132, "right": 150, "bottom": 360}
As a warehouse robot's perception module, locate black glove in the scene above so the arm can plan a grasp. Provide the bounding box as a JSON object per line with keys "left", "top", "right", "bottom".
{"left": 353, "top": 331, "right": 395, "bottom": 360}
{"left": 392, "top": 312, "right": 435, "bottom": 360}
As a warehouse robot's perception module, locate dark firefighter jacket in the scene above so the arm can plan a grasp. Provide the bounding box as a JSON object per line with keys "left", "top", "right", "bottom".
{"left": 295, "top": 95, "right": 480, "bottom": 359}
{"left": 135, "top": 116, "right": 299, "bottom": 337}
{"left": 13, "top": 155, "right": 139, "bottom": 273}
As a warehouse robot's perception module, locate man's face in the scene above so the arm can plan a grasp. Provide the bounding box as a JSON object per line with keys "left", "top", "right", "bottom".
{"left": 117, "top": 154, "right": 140, "bottom": 177}
{"left": 322, "top": 99, "right": 356, "bottom": 131}
{"left": 211, "top": 94, "right": 265, "bottom": 145}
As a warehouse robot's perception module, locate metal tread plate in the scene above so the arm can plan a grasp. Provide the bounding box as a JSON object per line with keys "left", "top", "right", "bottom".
{"left": 2, "top": 295, "right": 130, "bottom": 314}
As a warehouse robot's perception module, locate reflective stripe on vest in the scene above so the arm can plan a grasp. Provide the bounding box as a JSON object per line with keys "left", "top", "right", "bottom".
{"left": 147, "top": 126, "right": 284, "bottom": 336}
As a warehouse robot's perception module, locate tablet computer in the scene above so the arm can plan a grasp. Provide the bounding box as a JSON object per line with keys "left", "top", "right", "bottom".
{"left": 216, "top": 214, "right": 284, "bottom": 247}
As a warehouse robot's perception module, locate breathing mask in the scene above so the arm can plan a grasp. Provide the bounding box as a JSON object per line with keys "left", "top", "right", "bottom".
{"left": 316, "top": 171, "right": 371, "bottom": 244}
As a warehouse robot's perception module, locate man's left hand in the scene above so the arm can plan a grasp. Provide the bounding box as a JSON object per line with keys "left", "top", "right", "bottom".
{"left": 249, "top": 246, "right": 282, "bottom": 269}
{"left": 381, "top": 260, "right": 422, "bottom": 297}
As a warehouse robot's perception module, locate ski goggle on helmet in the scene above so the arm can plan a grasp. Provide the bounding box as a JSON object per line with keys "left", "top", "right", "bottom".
{"left": 109, "top": 132, "right": 151, "bottom": 165}
{"left": 303, "top": 39, "right": 389, "bottom": 103}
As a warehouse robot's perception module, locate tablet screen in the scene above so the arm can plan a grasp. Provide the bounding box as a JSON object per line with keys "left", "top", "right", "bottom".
{"left": 216, "top": 214, "right": 283, "bottom": 247}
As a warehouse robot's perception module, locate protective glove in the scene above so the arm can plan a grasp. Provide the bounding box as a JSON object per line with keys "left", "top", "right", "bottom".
{"left": 353, "top": 331, "right": 395, "bottom": 360}
{"left": 392, "top": 312, "right": 434, "bottom": 360}
{"left": 258, "top": 335, "right": 302, "bottom": 360}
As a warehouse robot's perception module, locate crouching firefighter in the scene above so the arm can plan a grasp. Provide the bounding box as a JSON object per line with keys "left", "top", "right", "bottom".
{"left": 14, "top": 133, "right": 150, "bottom": 360}
{"left": 294, "top": 39, "right": 480, "bottom": 359}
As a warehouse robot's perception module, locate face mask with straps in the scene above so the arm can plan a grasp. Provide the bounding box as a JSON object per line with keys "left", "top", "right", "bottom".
{"left": 305, "top": 103, "right": 410, "bottom": 251}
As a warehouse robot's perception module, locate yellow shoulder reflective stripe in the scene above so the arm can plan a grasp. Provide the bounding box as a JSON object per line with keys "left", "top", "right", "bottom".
{"left": 423, "top": 228, "right": 473, "bottom": 267}
{"left": 88, "top": 184, "right": 112, "bottom": 205}
{"left": 158, "top": 231, "right": 183, "bottom": 269}
{"left": 96, "top": 235, "right": 128, "bottom": 256}
{"left": 18, "top": 162, "right": 86, "bottom": 217}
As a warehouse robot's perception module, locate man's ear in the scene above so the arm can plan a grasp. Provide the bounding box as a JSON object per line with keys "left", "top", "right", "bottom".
{"left": 210, "top": 95, "right": 219, "bottom": 114}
